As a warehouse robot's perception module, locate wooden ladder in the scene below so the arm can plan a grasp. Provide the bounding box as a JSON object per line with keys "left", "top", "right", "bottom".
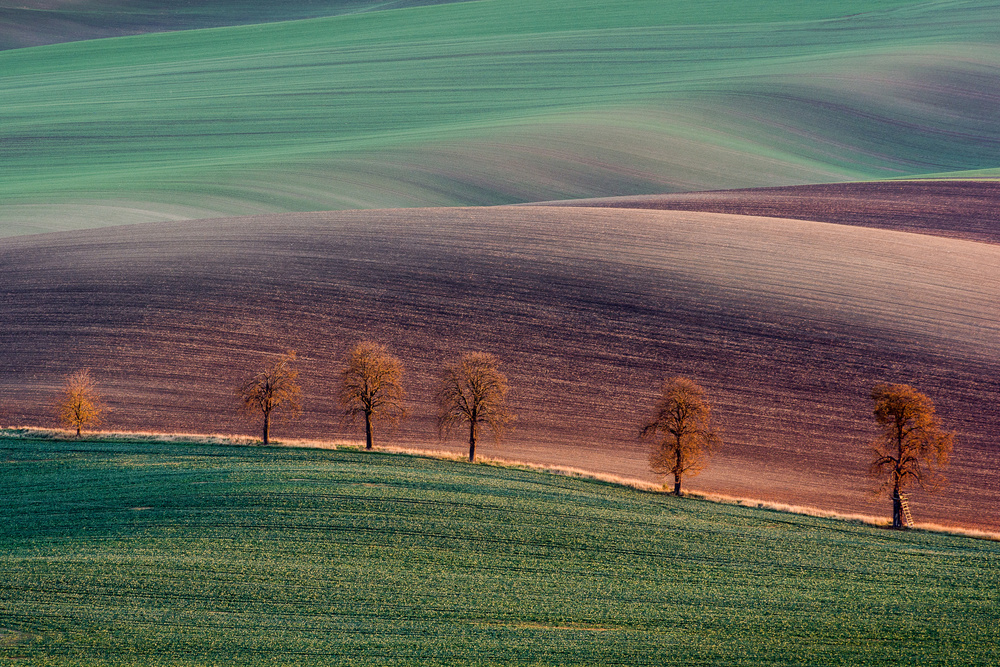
{"left": 899, "top": 494, "right": 914, "bottom": 528}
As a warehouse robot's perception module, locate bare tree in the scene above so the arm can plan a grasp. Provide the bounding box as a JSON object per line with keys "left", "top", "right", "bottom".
{"left": 867, "top": 383, "right": 953, "bottom": 529}
{"left": 237, "top": 350, "right": 302, "bottom": 445}
{"left": 57, "top": 369, "right": 104, "bottom": 436}
{"left": 339, "top": 341, "right": 406, "bottom": 450}
{"left": 437, "top": 352, "right": 513, "bottom": 462}
{"left": 641, "top": 376, "right": 720, "bottom": 496}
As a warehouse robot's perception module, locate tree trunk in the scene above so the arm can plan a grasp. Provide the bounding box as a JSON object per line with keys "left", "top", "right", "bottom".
{"left": 468, "top": 421, "right": 477, "bottom": 462}
{"left": 263, "top": 411, "right": 270, "bottom": 446}
{"left": 892, "top": 425, "right": 904, "bottom": 528}
{"left": 673, "top": 439, "right": 682, "bottom": 495}
{"left": 364, "top": 411, "right": 373, "bottom": 450}
{"left": 76, "top": 425, "right": 81, "bottom": 437}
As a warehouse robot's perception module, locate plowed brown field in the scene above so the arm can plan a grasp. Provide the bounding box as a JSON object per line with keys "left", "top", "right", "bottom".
{"left": 538, "top": 181, "right": 1000, "bottom": 245}
{"left": 2, "top": 206, "right": 998, "bottom": 530}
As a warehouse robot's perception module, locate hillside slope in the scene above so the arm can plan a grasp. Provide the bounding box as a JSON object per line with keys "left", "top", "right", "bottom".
{"left": 534, "top": 180, "right": 1000, "bottom": 244}
{"left": 2, "top": 437, "right": 997, "bottom": 665}
{"left": 2, "top": 0, "right": 998, "bottom": 234}
{"left": 2, "top": 206, "right": 998, "bottom": 530}
{"left": 0, "top": 0, "right": 468, "bottom": 50}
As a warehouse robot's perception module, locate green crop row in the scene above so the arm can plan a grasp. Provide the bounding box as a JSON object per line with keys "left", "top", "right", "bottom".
{"left": 1, "top": 437, "right": 997, "bottom": 665}
{"left": 0, "top": 1, "right": 468, "bottom": 51}
{"left": 2, "top": 0, "right": 998, "bottom": 235}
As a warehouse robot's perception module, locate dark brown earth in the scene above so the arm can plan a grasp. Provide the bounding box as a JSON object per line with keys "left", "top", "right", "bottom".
{"left": 536, "top": 180, "right": 1000, "bottom": 245}
{"left": 2, "top": 206, "right": 998, "bottom": 531}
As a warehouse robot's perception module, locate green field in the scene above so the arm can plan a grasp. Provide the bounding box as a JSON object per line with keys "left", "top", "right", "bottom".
{"left": 2, "top": 435, "right": 997, "bottom": 665}
{"left": 3, "top": 0, "right": 999, "bottom": 234}
{"left": 0, "top": 1, "right": 466, "bottom": 51}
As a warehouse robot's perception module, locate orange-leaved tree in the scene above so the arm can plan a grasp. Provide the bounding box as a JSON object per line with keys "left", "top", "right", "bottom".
{"left": 437, "top": 352, "right": 513, "bottom": 462}
{"left": 867, "top": 383, "right": 953, "bottom": 529}
{"left": 339, "top": 341, "right": 406, "bottom": 450}
{"left": 641, "top": 376, "right": 720, "bottom": 496}
{"left": 237, "top": 350, "right": 302, "bottom": 445}
{"left": 57, "top": 369, "right": 105, "bottom": 436}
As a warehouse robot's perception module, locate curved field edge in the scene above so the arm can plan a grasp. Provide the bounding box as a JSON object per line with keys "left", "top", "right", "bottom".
{"left": 0, "top": 0, "right": 473, "bottom": 51}
{"left": 531, "top": 180, "right": 1000, "bottom": 244}
{"left": 5, "top": 426, "right": 998, "bottom": 543}
{"left": 908, "top": 167, "right": 1000, "bottom": 180}
{"left": 2, "top": 0, "right": 999, "bottom": 235}
{"left": 1, "top": 435, "right": 998, "bottom": 665}
{"left": 2, "top": 206, "right": 998, "bottom": 531}
{"left": 0, "top": 0, "right": 930, "bottom": 54}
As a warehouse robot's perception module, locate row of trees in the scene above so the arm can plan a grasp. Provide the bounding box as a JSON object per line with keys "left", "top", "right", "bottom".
{"left": 55, "top": 344, "right": 953, "bottom": 529}
{"left": 235, "top": 343, "right": 512, "bottom": 462}
{"left": 636, "top": 377, "right": 953, "bottom": 529}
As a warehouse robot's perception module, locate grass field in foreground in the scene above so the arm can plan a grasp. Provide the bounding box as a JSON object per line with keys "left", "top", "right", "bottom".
{"left": 3, "top": 0, "right": 999, "bottom": 234}
{"left": 2, "top": 437, "right": 997, "bottom": 665}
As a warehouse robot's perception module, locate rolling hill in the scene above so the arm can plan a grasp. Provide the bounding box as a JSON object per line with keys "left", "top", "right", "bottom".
{"left": 536, "top": 180, "right": 1000, "bottom": 245}
{"left": 2, "top": 0, "right": 998, "bottom": 533}
{"left": 2, "top": 437, "right": 997, "bottom": 664}
{"left": 0, "top": 0, "right": 469, "bottom": 51}
{"left": 2, "top": 205, "right": 998, "bottom": 531}
{"left": 2, "top": 0, "right": 999, "bottom": 235}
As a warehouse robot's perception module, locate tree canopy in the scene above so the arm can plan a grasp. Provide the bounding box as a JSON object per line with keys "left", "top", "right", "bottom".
{"left": 57, "top": 369, "right": 104, "bottom": 436}
{"left": 437, "top": 352, "right": 513, "bottom": 462}
{"left": 339, "top": 341, "right": 406, "bottom": 450}
{"left": 237, "top": 350, "right": 302, "bottom": 445}
{"left": 641, "top": 376, "right": 720, "bottom": 495}
{"left": 867, "top": 383, "right": 953, "bottom": 528}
